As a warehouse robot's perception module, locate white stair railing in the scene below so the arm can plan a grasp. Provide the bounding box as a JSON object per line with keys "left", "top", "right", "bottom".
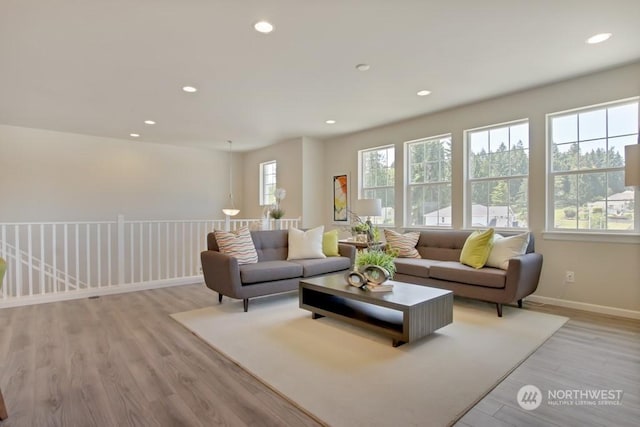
{"left": 0, "top": 216, "right": 301, "bottom": 306}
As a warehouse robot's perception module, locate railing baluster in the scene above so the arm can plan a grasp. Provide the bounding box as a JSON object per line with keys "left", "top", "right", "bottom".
{"left": 27, "top": 225, "right": 33, "bottom": 296}
{"left": 40, "top": 224, "right": 45, "bottom": 294}
{"left": 86, "top": 223, "right": 91, "bottom": 289}
{"left": 107, "top": 223, "right": 112, "bottom": 286}
{"left": 157, "top": 222, "right": 161, "bottom": 280}
{"left": 148, "top": 223, "right": 152, "bottom": 281}
{"left": 165, "top": 222, "right": 169, "bottom": 279}
{"left": 130, "top": 222, "right": 135, "bottom": 283}
{"left": 15, "top": 225, "right": 21, "bottom": 297}
{"left": 1, "top": 224, "right": 6, "bottom": 298}
{"left": 75, "top": 224, "right": 80, "bottom": 290}
{"left": 139, "top": 223, "right": 143, "bottom": 283}
{"left": 64, "top": 224, "right": 69, "bottom": 291}
{"left": 52, "top": 225, "right": 57, "bottom": 292}
{"left": 97, "top": 224, "right": 102, "bottom": 288}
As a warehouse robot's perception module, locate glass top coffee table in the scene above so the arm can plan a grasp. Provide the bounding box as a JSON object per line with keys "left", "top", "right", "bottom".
{"left": 299, "top": 273, "right": 453, "bottom": 347}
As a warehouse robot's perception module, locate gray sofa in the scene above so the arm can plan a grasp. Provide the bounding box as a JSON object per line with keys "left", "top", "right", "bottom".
{"left": 201, "top": 229, "right": 356, "bottom": 311}
{"left": 393, "top": 230, "right": 542, "bottom": 317}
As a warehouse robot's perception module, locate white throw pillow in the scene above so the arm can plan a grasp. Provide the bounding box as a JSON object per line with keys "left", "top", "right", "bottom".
{"left": 485, "top": 232, "right": 530, "bottom": 270}
{"left": 287, "top": 226, "right": 326, "bottom": 260}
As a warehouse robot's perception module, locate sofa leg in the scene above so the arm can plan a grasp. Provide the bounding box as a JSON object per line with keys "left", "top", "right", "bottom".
{"left": 218, "top": 293, "right": 223, "bottom": 303}
{"left": 496, "top": 303, "right": 503, "bottom": 317}
{"left": 243, "top": 298, "right": 249, "bottom": 312}
{"left": 517, "top": 299, "right": 523, "bottom": 309}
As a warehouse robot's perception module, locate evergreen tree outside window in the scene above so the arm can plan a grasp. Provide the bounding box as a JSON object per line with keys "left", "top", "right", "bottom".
{"left": 466, "top": 120, "right": 529, "bottom": 229}
{"left": 547, "top": 98, "right": 638, "bottom": 232}
{"left": 359, "top": 145, "right": 395, "bottom": 225}
{"left": 405, "top": 135, "right": 452, "bottom": 227}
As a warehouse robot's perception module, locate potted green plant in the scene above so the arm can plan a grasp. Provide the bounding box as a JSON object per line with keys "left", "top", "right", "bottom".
{"left": 355, "top": 248, "right": 398, "bottom": 279}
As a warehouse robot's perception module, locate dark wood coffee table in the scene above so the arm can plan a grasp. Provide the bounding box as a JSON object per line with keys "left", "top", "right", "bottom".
{"left": 299, "top": 273, "right": 453, "bottom": 347}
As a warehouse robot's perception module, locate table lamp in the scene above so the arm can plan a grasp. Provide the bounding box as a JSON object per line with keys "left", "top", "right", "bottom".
{"left": 356, "top": 198, "right": 382, "bottom": 242}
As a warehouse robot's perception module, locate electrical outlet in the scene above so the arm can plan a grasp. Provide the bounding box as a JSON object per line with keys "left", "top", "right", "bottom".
{"left": 565, "top": 271, "right": 575, "bottom": 283}
{"left": 199, "top": 266, "right": 203, "bottom": 274}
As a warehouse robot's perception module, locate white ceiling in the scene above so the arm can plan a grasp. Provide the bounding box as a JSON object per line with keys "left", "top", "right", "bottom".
{"left": 1, "top": 0, "right": 639, "bottom": 151}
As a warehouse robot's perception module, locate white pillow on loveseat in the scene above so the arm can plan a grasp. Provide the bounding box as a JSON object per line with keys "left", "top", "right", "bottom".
{"left": 287, "top": 226, "right": 327, "bottom": 260}
{"left": 485, "top": 232, "right": 530, "bottom": 270}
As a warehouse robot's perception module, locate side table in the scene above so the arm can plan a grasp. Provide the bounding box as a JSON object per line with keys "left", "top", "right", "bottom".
{"left": 338, "top": 239, "right": 385, "bottom": 252}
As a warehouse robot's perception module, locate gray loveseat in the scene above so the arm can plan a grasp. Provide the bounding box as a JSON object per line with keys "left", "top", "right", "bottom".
{"left": 393, "top": 230, "right": 542, "bottom": 317}
{"left": 201, "top": 229, "right": 356, "bottom": 311}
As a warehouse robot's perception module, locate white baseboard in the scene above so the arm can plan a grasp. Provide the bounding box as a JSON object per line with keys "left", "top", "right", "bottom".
{"left": 526, "top": 295, "right": 640, "bottom": 320}
{"left": 0, "top": 277, "right": 203, "bottom": 309}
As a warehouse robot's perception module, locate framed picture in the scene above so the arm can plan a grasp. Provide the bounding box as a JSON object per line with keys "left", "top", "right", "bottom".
{"left": 333, "top": 174, "right": 349, "bottom": 223}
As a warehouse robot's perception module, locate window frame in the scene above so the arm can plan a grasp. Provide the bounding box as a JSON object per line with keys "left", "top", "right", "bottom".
{"left": 358, "top": 144, "right": 396, "bottom": 226}
{"left": 259, "top": 160, "right": 277, "bottom": 206}
{"left": 545, "top": 97, "right": 639, "bottom": 235}
{"left": 464, "top": 119, "right": 530, "bottom": 230}
{"left": 404, "top": 134, "right": 453, "bottom": 228}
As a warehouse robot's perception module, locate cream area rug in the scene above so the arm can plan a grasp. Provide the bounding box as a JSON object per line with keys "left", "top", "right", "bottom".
{"left": 171, "top": 293, "right": 567, "bottom": 427}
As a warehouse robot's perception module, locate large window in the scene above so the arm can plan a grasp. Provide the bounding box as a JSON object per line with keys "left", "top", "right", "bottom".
{"left": 259, "top": 160, "right": 277, "bottom": 206}
{"left": 405, "top": 135, "right": 452, "bottom": 227}
{"left": 359, "top": 145, "right": 395, "bottom": 225}
{"left": 466, "top": 120, "right": 529, "bottom": 229}
{"left": 548, "top": 98, "right": 638, "bottom": 232}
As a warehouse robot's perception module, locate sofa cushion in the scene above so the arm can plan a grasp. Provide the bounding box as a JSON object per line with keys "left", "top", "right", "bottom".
{"left": 251, "top": 230, "right": 289, "bottom": 261}
{"left": 214, "top": 227, "right": 258, "bottom": 265}
{"left": 429, "top": 261, "right": 506, "bottom": 289}
{"left": 288, "top": 226, "right": 326, "bottom": 260}
{"left": 486, "top": 232, "right": 530, "bottom": 270}
{"left": 394, "top": 258, "right": 442, "bottom": 278}
{"left": 459, "top": 229, "right": 494, "bottom": 268}
{"left": 323, "top": 229, "right": 340, "bottom": 257}
{"left": 239, "top": 260, "right": 303, "bottom": 284}
{"left": 290, "top": 257, "right": 352, "bottom": 277}
{"left": 384, "top": 229, "right": 421, "bottom": 258}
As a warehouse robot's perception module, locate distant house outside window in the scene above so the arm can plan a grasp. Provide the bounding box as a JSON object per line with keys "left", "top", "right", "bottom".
{"left": 405, "top": 134, "right": 452, "bottom": 227}
{"left": 465, "top": 120, "right": 529, "bottom": 229}
{"left": 260, "top": 160, "right": 277, "bottom": 206}
{"left": 547, "top": 98, "right": 638, "bottom": 232}
{"left": 359, "top": 145, "right": 395, "bottom": 225}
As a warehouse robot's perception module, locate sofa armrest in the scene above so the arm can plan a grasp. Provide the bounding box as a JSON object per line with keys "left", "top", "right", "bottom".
{"left": 504, "top": 252, "right": 543, "bottom": 302}
{"left": 338, "top": 243, "right": 357, "bottom": 267}
{"left": 200, "top": 250, "right": 243, "bottom": 298}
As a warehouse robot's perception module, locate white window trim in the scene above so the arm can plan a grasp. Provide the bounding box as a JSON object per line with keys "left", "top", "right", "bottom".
{"left": 463, "top": 118, "right": 530, "bottom": 230}
{"left": 403, "top": 133, "right": 453, "bottom": 229}
{"left": 358, "top": 144, "right": 395, "bottom": 226}
{"left": 544, "top": 97, "right": 639, "bottom": 235}
{"left": 259, "top": 160, "right": 277, "bottom": 206}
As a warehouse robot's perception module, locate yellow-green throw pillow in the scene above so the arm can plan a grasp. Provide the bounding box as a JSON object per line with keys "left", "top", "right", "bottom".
{"left": 322, "top": 229, "right": 340, "bottom": 257}
{"left": 459, "top": 228, "right": 495, "bottom": 269}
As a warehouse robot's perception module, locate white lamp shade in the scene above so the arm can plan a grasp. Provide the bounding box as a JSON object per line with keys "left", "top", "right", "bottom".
{"left": 356, "top": 198, "right": 382, "bottom": 217}
{"left": 222, "top": 208, "right": 240, "bottom": 216}
{"left": 625, "top": 144, "right": 640, "bottom": 187}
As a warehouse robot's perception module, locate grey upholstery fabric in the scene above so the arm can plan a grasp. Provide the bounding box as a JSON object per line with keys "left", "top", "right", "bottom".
{"left": 239, "top": 260, "right": 303, "bottom": 284}
{"left": 428, "top": 261, "right": 506, "bottom": 289}
{"left": 290, "top": 257, "right": 352, "bottom": 277}
{"left": 201, "top": 230, "right": 356, "bottom": 308}
{"left": 394, "top": 258, "right": 440, "bottom": 277}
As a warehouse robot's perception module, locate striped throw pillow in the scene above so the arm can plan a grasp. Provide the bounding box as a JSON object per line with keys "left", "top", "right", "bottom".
{"left": 384, "top": 230, "right": 421, "bottom": 258}
{"left": 214, "top": 227, "right": 258, "bottom": 265}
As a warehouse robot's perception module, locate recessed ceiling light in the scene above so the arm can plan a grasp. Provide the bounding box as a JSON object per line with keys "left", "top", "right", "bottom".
{"left": 417, "top": 90, "right": 431, "bottom": 96}
{"left": 325, "top": 120, "right": 336, "bottom": 124}
{"left": 144, "top": 120, "right": 156, "bottom": 125}
{"left": 130, "top": 133, "right": 140, "bottom": 138}
{"left": 254, "top": 21, "right": 274, "bottom": 33}
{"left": 355, "top": 64, "right": 370, "bottom": 71}
{"left": 586, "top": 33, "right": 612, "bottom": 44}
{"left": 182, "top": 86, "right": 197, "bottom": 93}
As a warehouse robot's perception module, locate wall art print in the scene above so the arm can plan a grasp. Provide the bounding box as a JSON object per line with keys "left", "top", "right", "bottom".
{"left": 333, "top": 174, "right": 349, "bottom": 223}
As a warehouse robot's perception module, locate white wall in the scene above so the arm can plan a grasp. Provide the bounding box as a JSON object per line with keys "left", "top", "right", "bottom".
{"left": 0, "top": 124, "right": 240, "bottom": 222}
{"left": 242, "top": 138, "right": 303, "bottom": 220}
{"left": 322, "top": 62, "right": 640, "bottom": 313}
{"left": 301, "top": 137, "right": 324, "bottom": 228}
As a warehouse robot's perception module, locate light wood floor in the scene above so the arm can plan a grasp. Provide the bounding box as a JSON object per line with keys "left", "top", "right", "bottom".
{"left": 0, "top": 284, "right": 638, "bottom": 427}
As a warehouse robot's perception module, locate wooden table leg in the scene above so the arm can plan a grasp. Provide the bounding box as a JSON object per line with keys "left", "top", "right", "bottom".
{"left": 0, "top": 387, "right": 7, "bottom": 420}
